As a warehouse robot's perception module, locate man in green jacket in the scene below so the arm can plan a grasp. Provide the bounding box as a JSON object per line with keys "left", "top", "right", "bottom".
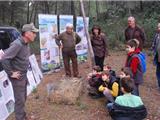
{"left": 1, "top": 23, "right": 38, "bottom": 120}
{"left": 55, "top": 23, "right": 81, "bottom": 77}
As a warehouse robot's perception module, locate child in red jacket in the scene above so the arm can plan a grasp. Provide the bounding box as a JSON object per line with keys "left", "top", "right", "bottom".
{"left": 125, "top": 39, "right": 143, "bottom": 96}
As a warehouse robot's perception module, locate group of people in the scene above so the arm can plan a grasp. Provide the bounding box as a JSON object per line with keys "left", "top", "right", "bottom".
{"left": 91, "top": 16, "right": 160, "bottom": 93}
{"left": 86, "top": 16, "right": 159, "bottom": 120}
{"left": 87, "top": 65, "right": 147, "bottom": 119}
{"left": 87, "top": 39, "right": 147, "bottom": 120}
{"left": 0, "top": 15, "right": 160, "bottom": 120}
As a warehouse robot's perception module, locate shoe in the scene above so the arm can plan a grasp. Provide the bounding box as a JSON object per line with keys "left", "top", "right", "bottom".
{"left": 74, "top": 75, "right": 82, "bottom": 78}
{"left": 90, "top": 94, "right": 104, "bottom": 99}
{"left": 65, "top": 75, "right": 71, "bottom": 77}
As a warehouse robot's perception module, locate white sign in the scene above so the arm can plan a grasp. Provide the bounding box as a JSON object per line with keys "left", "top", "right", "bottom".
{"left": 76, "top": 16, "right": 89, "bottom": 62}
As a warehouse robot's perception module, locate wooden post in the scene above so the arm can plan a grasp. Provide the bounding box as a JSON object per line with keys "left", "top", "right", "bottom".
{"left": 80, "top": 0, "right": 95, "bottom": 67}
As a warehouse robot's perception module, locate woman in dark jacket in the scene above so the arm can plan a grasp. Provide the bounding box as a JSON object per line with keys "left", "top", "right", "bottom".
{"left": 90, "top": 25, "right": 108, "bottom": 71}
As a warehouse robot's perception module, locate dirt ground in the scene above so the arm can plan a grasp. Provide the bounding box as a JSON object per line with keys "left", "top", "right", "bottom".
{"left": 7, "top": 51, "right": 160, "bottom": 120}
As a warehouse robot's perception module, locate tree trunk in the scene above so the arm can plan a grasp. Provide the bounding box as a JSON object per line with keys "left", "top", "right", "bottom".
{"left": 27, "top": 1, "right": 30, "bottom": 23}
{"left": 10, "top": 2, "right": 15, "bottom": 25}
{"left": 96, "top": 0, "right": 99, "bottom": 20}
{"left": 55, "top": 1, "right": 58, "bottom": 14}
{"left": 29, "top": 2, "right": 36, "bottom": 23}
{"left": 71, "top": 1, "right": 76, "bottom": 31}
{"left": 87, "top": 1, "right": 90, "bottom": 17}
{"left": 79, "top": 2, "right": 82, "bottom": 16}
{"left": 1, "top": 2, "right": 5, "bottom": 24}
{"left": 80, "top": 0, "right": 95, "bottom": 67}
{"left": 44, "top": 1, "right": 50, "bottom": 14}
{"left": 127, "top": 1, "right": 132, "bottom": 16}
{"left": 140, "top": 1, "right": 143, "bottom": 11}
{"left": 33, "top": 3, "right": 38, "bottom": 25}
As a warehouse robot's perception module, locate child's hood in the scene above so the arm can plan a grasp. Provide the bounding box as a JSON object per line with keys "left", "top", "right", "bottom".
{"left": 128, "top": 48, "right": 140, "bottom": 56}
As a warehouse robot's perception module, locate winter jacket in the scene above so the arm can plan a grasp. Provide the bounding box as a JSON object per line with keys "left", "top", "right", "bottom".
{"left": 125, "top": 26, "right": 146, "bottom": 50}
{"left": 109, "top": 103, "right": 147, "bottom": 120}
{"left": 90, "top": 33, "right": 108, "bottom": 57}
{"left": 125, "top": 49, "right": 143, "bottom": 84}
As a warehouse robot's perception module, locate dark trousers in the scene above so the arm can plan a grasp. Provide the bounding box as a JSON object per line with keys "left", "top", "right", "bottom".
{"left": 10, "top": 77, "right": 27, "bottom": 120}
{"left": 94, "top": 56, "right": 105, "bottom": 71}
{"left": 62, "top": 50, "right": 79, "bottom": 77}
{"left": 156, "top": 62, "right": 160, "bottom": 88}
{"left": 132, "top": 84, "right": 139, "bottom": 96}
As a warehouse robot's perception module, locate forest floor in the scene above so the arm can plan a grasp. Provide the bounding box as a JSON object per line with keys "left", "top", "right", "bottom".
{"left": 7, "top": 50, "right": 160, "bottom": 120}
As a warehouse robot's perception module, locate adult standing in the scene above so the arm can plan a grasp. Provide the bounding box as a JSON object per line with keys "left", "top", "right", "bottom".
{"left": 151, "top": 23, "right": 160, "bottom": 89}
{"left": 55, "top": 23, "right": 81, "bottom": 77}
{"left": 1, "top": 23, "right": 38, "bottom": 120}
{"left": 90, "top": 25, "right": 108, "bottom": 71}
{"left": 125, "top": 16, "right": 146, "bottom": 51}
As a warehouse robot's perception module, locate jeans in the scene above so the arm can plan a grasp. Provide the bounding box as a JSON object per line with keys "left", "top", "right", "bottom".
{"left": 106, "top": 103, "right": 114, "bottom": 111}
{"left": 103, "top": 89, "right": 114, "bottom": 102}
{"left": 156, "top": 62, "right": 160, "bottom": 88}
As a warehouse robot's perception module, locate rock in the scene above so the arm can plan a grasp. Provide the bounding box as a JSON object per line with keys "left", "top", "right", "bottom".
{"left": 48, "top": 77, "right": 84, "bottom": 105}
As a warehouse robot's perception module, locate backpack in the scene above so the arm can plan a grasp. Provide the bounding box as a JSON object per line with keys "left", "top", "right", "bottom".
{"left": 137, "top": 52, "right": 147, "bottom": 74}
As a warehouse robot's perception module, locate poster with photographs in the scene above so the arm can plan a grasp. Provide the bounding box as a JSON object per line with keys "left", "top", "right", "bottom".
{"left": 59, "top": 15, "right": 73, "bottom": 33}
{"left": 0, "top": 71, "right": 15, "bottom": 120}
{"left": 27, "top": 70, "right": 37, "bottom": 95}
{"left": 29, "top": 55, "right": 43, "bottom": 84}
{"left": 38, "top": 14, "right": 60, "bottom": 72}
{"left": 0, "top": 102, "right": 9, "bottom": 120}
{"left": 29, "top": 54, "right": 43, "bottom": 80}
{"left": 76, "top": 17, "right": 89, "bottom": 62}
{"left": 27, "top": 54, "right": 43, "bottom": 94}
{"left": 0, "top": 71, "right": 14, "bottom": 103}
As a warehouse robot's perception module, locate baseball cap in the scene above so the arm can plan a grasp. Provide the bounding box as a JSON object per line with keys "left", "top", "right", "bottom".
{"left": 22, "top": 23, "right": 39, "bottom": 32}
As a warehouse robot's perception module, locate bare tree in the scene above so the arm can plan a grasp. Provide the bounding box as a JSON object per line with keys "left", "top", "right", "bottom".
{"left": 44, "top": 1, "right": 50, "bottom": 14}
{"left": 87, "top": 0, "right": 90, "bottom": 17}
{"left": 80, "top": 0, "right": 95, "bottom": 67}
{"left": 140, "top": 1, "right": 143, "bottom": 11}
{"left": 10, "top": 2, "right": 15, "bottom": 25}
{"left": 71, "top": 1, "right": 76, "bottom": 31}
{"left": 55, "top": 1, "right": 58, "bottom": 14}
{"left": 96, "top": 0, "right": 99, "bottom": 20}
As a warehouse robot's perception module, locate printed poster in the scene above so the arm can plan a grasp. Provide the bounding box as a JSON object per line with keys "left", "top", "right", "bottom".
{"left": 59, "top": 15, "right": 73, "bottom": 33}
{"left": 27, "top": 54, "right": 43, "bottom": 95}
{"left": 38, "top": 14, "right": 60, "bottom": 72}
{"left": 76, "top": 17, "right": 89, "bottom": 62}
{"left": 0, "top": 71, "right": 15, "bottom": 120}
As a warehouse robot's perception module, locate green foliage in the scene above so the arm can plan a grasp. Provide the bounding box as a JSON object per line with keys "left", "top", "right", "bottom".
{"left": 89, "top": 1, "right": 160, "bottom": 49}
{"left": 0, "top": 1, "right": 159, "bottom": 53}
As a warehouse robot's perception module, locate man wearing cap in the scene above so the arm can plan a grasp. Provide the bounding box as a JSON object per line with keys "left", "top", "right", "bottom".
{"left": 125, "top": 16, "right": 146, "bottom": 50}
{"left": 1, "top": 23, "right": 38, "bottom": 120}
{"left": 55, "top": 23, "right": 81, "bottom": 77}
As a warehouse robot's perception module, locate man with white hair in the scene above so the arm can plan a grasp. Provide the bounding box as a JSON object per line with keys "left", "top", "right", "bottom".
{"left": 55, "top": 23, "right": 81, "bottom": 77}
{"left": 125, "top": 16, "right": 146, "bottom": 50}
